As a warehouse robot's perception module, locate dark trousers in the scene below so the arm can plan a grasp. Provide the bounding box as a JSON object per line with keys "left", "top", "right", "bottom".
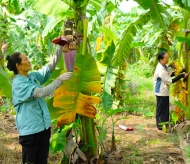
{"left": 19, "top": 128, "right": 51, "bottom": 164}
{"left": 156, "top": 96, "right": 169, "bottom": 130}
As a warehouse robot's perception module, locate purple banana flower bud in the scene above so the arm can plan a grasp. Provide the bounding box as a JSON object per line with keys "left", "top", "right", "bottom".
{"left": 64, "top": 49, "right": 76, "bottom": 72}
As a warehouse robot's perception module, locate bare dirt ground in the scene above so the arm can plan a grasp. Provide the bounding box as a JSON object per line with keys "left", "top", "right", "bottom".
{"left": 0, "top": 113, "right": 185, "bottom": 164}
{"left": 104, "top": 114, "right": 185, "bottom": 164}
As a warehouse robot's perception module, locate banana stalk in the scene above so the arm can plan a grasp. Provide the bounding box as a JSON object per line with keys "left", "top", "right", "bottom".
{"left": 75, "top": 3, "right": 98, "bottom": 160}
{"left": 82, "top": 18, "right": 88, "bottom": 55}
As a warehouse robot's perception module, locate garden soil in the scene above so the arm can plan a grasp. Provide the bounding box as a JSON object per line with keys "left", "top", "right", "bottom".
{"left": 0, "top": 113, "right": 185, "bottom": 164}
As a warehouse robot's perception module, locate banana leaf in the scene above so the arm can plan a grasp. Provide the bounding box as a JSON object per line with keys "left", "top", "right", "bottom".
{"left": 0, "top": 66, "right": 12, "bottom": 98}
{"left": 134, "top": 0, "right": 159, "bottom": 10}
{"left": 49, "top": 53, "right": 101, "bottom": 126}
{"left": 97, "top": 41, "right": 117, "bottom": 109}
{"left": 134, "top": 0, "right": 171, "bottom": 28}
{"left": 174, "top": 0, "right": 190, "bottom": 11}
{"left": 42, "top": 17, "right": 61, "bottom": 38}
{"left": 50, "top": 123, "right": 73, "bottom": 154}
{"left": 176, "top": 36, "right": 190, "bottom": 46}
{"left": 112, "top": 10, "right": 150, "bottom": 66}
{"left": 99, "top": 26, "right": 118, "bottom": 45}
{"left": 26, "top": 0, "right": 74, "bottom": 19}
{"left": 5, "top": 0, "right": 23, "bottom": 15}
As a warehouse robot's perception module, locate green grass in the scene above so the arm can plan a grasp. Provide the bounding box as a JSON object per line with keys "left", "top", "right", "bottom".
{"left": 125, "top": 62, "right": 155, "bottom": 117}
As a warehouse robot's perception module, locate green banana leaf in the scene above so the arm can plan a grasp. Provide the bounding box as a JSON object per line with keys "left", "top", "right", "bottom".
{"left": 0, "top": 66, "right": 12, "bottom": 98}
{"left": 134, "top": 0, "right": 171, "bottom": 28}
{"left": 112, "top": 0, "right": 173, "bottom": 66}
{"left": 89, "top": 0, "right": 103, "bottom": 10}
{"left": 99, "top": 26, "right": 118, "bottom": 45}
{"left": 97, "top": 41, "right": 117, "bottom": 109}
{"left": 50, "top": 123, "right": 73, "bottom": 154}
{"left": 174, "top": 0, "right": 190, "bottom": 11}
{"left": 134, "top": 0, "right": 159, "bottom": 10}
{"left": 26, "top": 0, "right": 74, "bottom": 19}
{"left": 87, "top": 0, "right": 107, "bottom": 27}
{"left": 42, "top": 17, "right": 61, "bottom": 38}
{"left": 112, "top": 10, "right": 150, "bottom": 66}
{"left": 5, "top": 0, "right": 24, "bottom": 15}
{"left": 176, "top": 36, "right": 190, "bottom": 46}
{"left": 105, "top": 1, "right": 116, "bottom": 14}
{"left": 46, "top": 97, "right": 63, "bottom": 120}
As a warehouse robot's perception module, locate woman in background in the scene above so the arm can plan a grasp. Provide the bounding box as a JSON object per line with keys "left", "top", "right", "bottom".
{"left": 153, "top": 51, "right": 188, "bottom": 130}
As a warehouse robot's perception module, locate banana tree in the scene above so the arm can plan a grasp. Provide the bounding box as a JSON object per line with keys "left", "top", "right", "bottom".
{"left": 174, "top": 0, "right": 190, "bottom": 113}
{"left": 24, "top": 0, "right": 107, "bottom": 162}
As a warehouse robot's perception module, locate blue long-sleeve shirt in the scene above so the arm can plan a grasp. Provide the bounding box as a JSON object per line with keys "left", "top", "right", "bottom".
{"left": 12, "top": 66, "right": 51, "bottom": 136}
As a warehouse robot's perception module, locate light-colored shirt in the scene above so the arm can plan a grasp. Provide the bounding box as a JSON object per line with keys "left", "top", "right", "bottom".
{"left": 12, "top": 66, "right": 51, "bottom": 136}
{"left": 153, "top": 62, "right": 173, "bottom": 96}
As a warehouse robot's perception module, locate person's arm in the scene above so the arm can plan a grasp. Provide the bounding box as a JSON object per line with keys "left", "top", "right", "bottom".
{"left": 33, "top": 72, "right": 72, "bottom": 98}
{"left": 34, "top": 45, "right": 65, "bottom": 85}
{"left": 172, "top": 74, "right": 184, "bottom": 83}
{"left": 46, "top": 45, "right": 62, "bottom": 72}
{"left": 172, "top": 73, "right": 189, "bottom": 83}
{"left": 170, "top": 68, "right": 186, "bottom": 78}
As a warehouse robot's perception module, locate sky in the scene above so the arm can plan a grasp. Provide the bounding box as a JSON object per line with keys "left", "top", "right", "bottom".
{"left": 119, "top": 0, "right": 173, "bottom": 12}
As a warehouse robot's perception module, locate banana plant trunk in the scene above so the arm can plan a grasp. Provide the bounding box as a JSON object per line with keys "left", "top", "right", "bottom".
{"left": 75, "top": 6, "right": 98, "bottom": 160}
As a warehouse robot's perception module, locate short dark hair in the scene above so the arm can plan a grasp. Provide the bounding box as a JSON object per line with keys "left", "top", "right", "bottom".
{"left": 157, "top": 51, "right": 166, "bottom": 61}
{"left": 6, "top": 52, "right": 22, "bottom": 74}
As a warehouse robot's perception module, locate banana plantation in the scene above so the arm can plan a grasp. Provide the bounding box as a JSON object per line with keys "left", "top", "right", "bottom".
{"left": 1, "top": 0, "right": 190, "bottom": 163}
